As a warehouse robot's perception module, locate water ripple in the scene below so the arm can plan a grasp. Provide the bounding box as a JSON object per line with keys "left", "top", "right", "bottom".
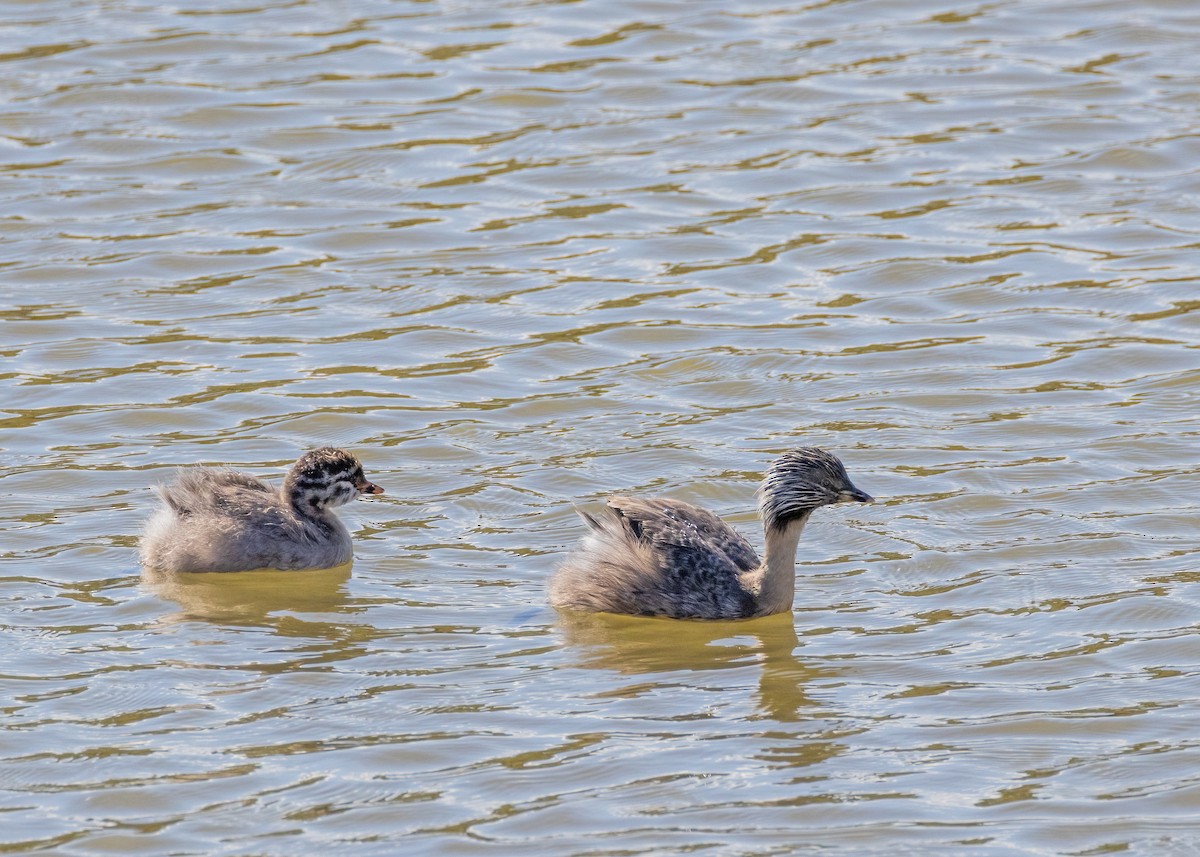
{"left": 2, "top": 0, "right": 1200, "bottom": 854}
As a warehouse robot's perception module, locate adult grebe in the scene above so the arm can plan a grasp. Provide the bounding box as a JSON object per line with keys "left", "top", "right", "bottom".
{"left": 549, "top": 447, "right": 872, "bottom": 619}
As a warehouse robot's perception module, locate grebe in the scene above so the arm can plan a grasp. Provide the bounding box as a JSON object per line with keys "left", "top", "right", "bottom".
{"left": 140, "top": 447, "right": 383, "bottom": 573}
{"left": 549, "top": 447, "right": 872, "bottom": 619}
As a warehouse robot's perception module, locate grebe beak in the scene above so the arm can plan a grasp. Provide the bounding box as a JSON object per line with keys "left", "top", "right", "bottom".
{"left": 837, "top": 485, "right": 873, "bottom": 503}
{"left": 357, "top": 478, "right": 385, "bottom": 496}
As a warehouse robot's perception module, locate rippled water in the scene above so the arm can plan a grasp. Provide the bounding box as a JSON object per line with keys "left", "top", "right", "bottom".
{"left": 2, "top": 0, "right": 1199, "bottom": 854}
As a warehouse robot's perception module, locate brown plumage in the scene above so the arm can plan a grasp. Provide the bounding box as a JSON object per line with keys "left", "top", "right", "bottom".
{"left": 549, "top": 447, "right": 872, "bottom": 620}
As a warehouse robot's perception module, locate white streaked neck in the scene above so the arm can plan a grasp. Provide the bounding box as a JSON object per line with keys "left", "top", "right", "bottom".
{"left": 751, "top": 510, "right": 812, "bottom": 615}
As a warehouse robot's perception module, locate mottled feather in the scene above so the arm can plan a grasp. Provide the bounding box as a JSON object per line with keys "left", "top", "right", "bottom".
{"left": 140, "top": 448, "right": 382, "bottom": 573}
{"left": 550, "top": 496, "right": 757, "bottom": 619}
{"left": 549, "top": 447, "right": 872, "bottom": 620}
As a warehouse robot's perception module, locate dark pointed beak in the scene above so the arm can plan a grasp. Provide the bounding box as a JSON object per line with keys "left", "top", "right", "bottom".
{"left": 357, "top": 479, "right": 384, "bottom": 496}
{"left": 837, "top": 485, "right": 873, "bottom": 503}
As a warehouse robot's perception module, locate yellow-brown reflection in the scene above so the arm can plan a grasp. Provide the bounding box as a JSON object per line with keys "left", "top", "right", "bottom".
{"left": 142, "top": 564, "right": 352, "bottom": 626}
{"left": 556, "top": 611, "right": 833, "bottom": 723}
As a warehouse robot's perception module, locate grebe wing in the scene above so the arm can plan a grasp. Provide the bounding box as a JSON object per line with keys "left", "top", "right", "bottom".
{"left": 604, "top": 496, "right": 760, "bottom": 576}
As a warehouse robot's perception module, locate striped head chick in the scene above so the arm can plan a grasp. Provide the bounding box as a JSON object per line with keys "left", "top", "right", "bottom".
{"left": 284, "top": 447, "right": 384, "bottom": 515}
{"left": 757, "top": 447, "right": 872, "bottom": 533}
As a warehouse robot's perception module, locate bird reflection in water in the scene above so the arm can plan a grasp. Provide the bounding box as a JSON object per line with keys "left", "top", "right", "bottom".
{"left": 142, "top": 563, "right": 353, "bottom": 628}
{"left": 555, "top": 610, "right": 834, "bottom": 723}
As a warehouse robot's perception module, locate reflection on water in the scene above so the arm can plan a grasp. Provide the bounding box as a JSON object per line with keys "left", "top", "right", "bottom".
{"left": 143, "top": 564, "right": 354, "bottom": 625}
{"left": 558, "top": 611, "right": 823, "bottom": 722}
{"left": 2, "top": 0, "right": 1200, "bottom": 854}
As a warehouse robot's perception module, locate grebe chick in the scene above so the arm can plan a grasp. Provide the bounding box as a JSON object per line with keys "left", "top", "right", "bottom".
{"left": 140, "top": 447, "right": 384, "bottom": 573}
{"left": 549, "top": 447, "right": 872, "bottom": 620}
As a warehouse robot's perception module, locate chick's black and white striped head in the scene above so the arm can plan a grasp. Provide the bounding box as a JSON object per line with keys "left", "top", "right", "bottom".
{"left": 285, "top": 447, "right": 384, "bottom": 513}
{"left": 757, "top": 447, "right": 872, "bottom": 533}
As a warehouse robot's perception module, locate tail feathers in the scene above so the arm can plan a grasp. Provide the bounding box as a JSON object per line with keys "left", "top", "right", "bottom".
{"left": 575, "top": 505, "right": 604, "bottom": 532}
{"left": 575, "top": 500, "right": 645, "bottom": 541}
{"left": 550, "top": 511, "right": 666, "bottom": 615}
{"left": 157, "top": 483, "right": 193, "bottom": 517}
{"left": 157, "top": 468, "right": 273, "bottom": 517}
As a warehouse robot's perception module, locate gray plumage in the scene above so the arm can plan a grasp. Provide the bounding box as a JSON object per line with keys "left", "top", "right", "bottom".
{"left": 549, "top": 447, "right": 873, "bottom": 620}
{"left": 140, "top": 447, "right": 384, "bottom": 573}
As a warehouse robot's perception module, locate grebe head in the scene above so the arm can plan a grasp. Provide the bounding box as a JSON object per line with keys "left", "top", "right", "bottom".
{"left": 284, "top": 447, "right": 384, "bottom": 513}
{"left": 757, "top": 447, "right": 872, "bottom": 533}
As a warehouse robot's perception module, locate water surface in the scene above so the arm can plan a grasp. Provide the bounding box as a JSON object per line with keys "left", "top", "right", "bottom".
{"left": 2, "top": 0, "right": 1199, "bottom": 854}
